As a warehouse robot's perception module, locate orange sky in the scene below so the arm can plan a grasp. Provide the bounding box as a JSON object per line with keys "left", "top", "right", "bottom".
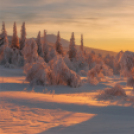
{"left": 1, "top": 0, "right": 134, "bottom": 52}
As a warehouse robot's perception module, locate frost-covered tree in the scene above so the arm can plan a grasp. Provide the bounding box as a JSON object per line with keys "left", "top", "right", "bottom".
{"left": 0, "top": 22, "right": 8, "bottom": 47}
{"left": 119, "top": 51, "right": 134, "bottom": 77}
{"left": 114, "top": 51, "right": 124, "bottom": 74}
{"left": 80, "top": 34, "right": 83, "bottom": 51}
{"left": 23, "top": 39, "right": 43, "bottom": 64}
{"left": 55, "top": 31, "right": 64, "bottom": 56}
{"left": 75, "top": 50, "right": 89, "bottom": 72}
{"left": 88, "top": 51, "right": 96, "bottom": 69}
{"left": 20, "top": 22, "right": 26, "bottom": 50}
{"left": 36, "top": 31, "right": 43, "bottom": 57}
{"left": 69, "top": 32, "right": 77, "bottom": 60}
{"left": 11, "top": 22, "right": 20, "bottom": 49}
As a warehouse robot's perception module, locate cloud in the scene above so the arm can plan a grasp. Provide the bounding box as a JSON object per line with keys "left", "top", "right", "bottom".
{"left": 1, "top": 0, "right": 134, "bottom": 40}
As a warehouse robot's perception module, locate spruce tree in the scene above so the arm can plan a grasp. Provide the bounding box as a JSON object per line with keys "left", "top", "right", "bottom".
{"left": 20, "top": 22, "right": 26, "bottom": 50}
{"left": 55, "top": 31, "right": 64, "bottom": 56}
{"left": 0, "top": 22, "right": 8, "bottom": 46}
{"left": 36, "top": 31, "right": 43, "bottom": 57}
{"left": 69, "top": 32, "right": 77, "bottom": 60}
{"left": 11, "top": 22, "right": 20, "bottom": 49}
{"left": 80, "top": 34, "right": 83, "bottom": 51}
{"left": 43, "top": 30, "right": 49, "bottom": 62}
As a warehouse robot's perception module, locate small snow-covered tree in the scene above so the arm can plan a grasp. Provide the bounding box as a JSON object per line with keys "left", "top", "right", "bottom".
{"left": 20, "top": 22, "right": 26, "bottom": 50}
{"left": 75, "top": 50, "right": 89, "bottom": 72}
{"left": 23, "top": 38, "right": 44, "bottom": 64}
{"left": 36, "top": 31, "right": 43, "bottom": 57}
{"left": 95, "top": 53, "right": 103, "bottom": 64}
{"left": 114, "top": 51, "right": 124, "bottom": 74}
{"left": 64, "top": 55, "right": 76, "bottom": 71}
{"left": 47, "top": 47, "right": 57, "bottom": 62}
{"left": 11, "top": 22, "right": 20, "bottom": 49}
{"left": 80, "top": 34, "right": 83, "bottom": 51}
{"left": 88, "top": 51, "right": 96, "bottom": 69}
{"left": 87, "top": 64, "right": 103, "bottom": 85}
{"left": 69, "top": 32, "right": 77, "bottom": 60}
{"left": 104, "top": 54, "right": 114, "bottom": 69}
{"left": 55, "top": 31, "right": 64, "bottom": 56}
{"left": 119, "top": 51, "right": 134, "bottom": 77}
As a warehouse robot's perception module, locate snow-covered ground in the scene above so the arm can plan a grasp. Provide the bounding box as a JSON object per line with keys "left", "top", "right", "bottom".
{"left": 0, "top": 66, "right": 134, "bottom": 134}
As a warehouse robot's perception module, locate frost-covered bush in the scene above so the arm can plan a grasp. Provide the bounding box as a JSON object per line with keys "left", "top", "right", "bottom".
{"left": 87, "top": 64, "right": 103, "bottom": 85}
{"left": 102, "top": 64, "right": 113, "bottom": 76}
{"left": 127, "top": 77, "right": 134, "bottom": 90}
{"left": 24, "top": 61, "right": 50, "bottom": 86}
{"left": 104, "top": 54, "right": 114, "bottom": 69}
{"left": 50, "top": 56, "right": 81, "bottom": 87}
{"left": 24, "top": 56, "right": 81, "bottom": 88}
{"left": 99, "top": 84, "right": 127, "bottom": 98}
{"left": 47, "top": 47, "right": 57, "bottom": 62}
{"left": 1, "top": 46, "right": 24, "bottom": 67}
{"left": 87, "top": 51, "right": 96, "bottom": 69}
{"left": 74, "top": 50, "right": 89, "bottom": 72}
{"left": 11, "top": 48, "right": 24, "bottom": 66}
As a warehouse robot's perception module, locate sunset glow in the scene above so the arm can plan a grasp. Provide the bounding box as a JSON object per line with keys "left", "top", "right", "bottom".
{"left": 1, "top": 0, "right": 134, "bottom": 51}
